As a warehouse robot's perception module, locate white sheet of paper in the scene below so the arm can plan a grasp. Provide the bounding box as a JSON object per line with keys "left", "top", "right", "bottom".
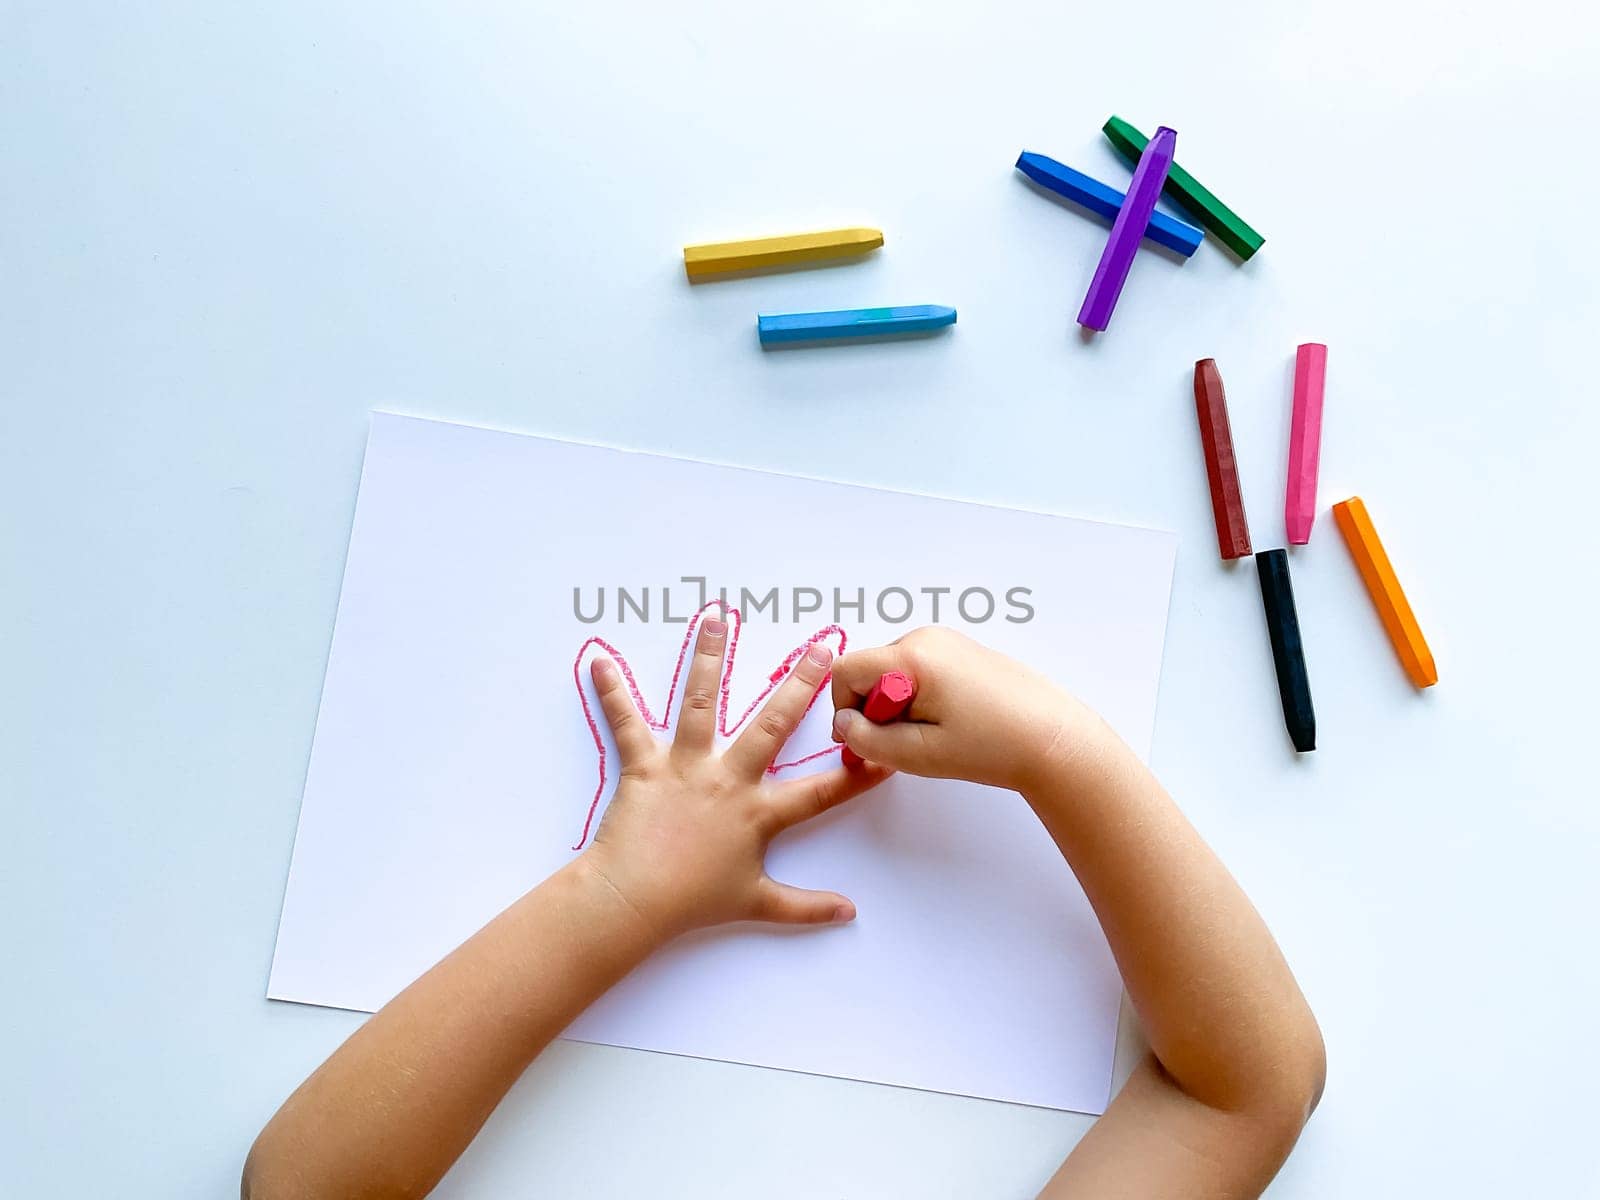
{"left": 269, "top": 413, "right": 1177, "bottom": 1114}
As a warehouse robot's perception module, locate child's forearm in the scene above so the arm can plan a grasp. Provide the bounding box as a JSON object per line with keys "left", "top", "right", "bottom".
{"left": 1022, "top": 720, "right": 1325, "bottom": 1123}
{"left": 830, "top": 629, "right": 1322, "bottom": 1195}
{"left": 247, "top": 625, "right": 879, "bottom": 1199}
{"left": 243, "top": 859, "right": 663, "bottom": 1200}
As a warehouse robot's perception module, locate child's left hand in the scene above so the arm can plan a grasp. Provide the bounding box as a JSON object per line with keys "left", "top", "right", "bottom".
{"left": 580, "top": 616, "right": 888, "bottom": 942}
{"left": 247, "top": 617, "right": 886, "bottom": 1198}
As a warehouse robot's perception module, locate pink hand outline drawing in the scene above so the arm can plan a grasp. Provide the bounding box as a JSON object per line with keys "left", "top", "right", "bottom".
{"left": 570, "top": 602, "right": 848, "bottom": 851}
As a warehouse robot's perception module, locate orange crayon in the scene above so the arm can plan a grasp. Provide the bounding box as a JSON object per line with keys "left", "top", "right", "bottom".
{"left": 1332, "top": 497, "right": 1437, "bottom": 688}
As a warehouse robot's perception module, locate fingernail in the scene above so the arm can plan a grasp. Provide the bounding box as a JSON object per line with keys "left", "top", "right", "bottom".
{"left": 832, "top": 901, "right": 856, "bottom": 923}
{"left": 592, "top": 657, "right": 616, "bottom": 681}
{"left": 832, "top": 708, "right": 859, "bottom": 736}
{"left": 807, "top": 642, "right": 833, "bottom": 667}
{"left": 703, "top": 617, "right": 727, "bottom": 638}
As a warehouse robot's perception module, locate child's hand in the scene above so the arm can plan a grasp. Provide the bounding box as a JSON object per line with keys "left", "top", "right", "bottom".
{"left": 830, "top": 626, "right": 1108, "bottom": 794}
{"left": 580, "top": 617, "right": 889, "bottom": 942}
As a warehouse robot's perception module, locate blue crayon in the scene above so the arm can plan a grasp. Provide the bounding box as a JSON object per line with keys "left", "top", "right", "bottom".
{"left": 1015, "top": 151, "right": 1202, "bottom": 258}
{"left": 757, "top": 305, "right": 957, "bottom": 346}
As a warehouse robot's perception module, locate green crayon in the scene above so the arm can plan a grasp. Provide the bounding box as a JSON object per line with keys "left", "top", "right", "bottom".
{"left": 1103, "top": 116, "right": 1265, "bottom": 261}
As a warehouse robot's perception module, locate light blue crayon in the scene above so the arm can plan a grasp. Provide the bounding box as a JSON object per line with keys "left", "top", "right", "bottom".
{"left": 1016, "top": 151, "right": 1202, "bottom": 258}
{"left": 757, "top": 305, "right": 957, "bottom": 346}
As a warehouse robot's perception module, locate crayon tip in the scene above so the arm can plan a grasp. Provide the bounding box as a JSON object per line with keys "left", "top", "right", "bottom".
{"left": 1014, "top": 152, "right": 1053, "bottom": 184}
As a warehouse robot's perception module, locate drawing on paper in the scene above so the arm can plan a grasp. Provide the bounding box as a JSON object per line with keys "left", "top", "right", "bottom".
{"left": 570, "top": 602, "right": 848, "bottom": 850}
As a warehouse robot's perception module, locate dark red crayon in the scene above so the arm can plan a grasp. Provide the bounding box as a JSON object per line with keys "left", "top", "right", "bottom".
{"left": 1193, "top": 358, "right": 1253, "bottom": 560}
{"left": 842, "top": 670, "right": 917, "bottom": 767}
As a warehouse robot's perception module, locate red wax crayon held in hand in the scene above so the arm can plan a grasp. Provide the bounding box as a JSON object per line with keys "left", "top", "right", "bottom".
{"left": 841, "top": 671, "right": 917, "bottom": 767}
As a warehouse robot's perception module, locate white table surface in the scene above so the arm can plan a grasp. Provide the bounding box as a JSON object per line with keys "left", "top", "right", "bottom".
{"left": 5, "top": 2, "right": 1598, "bottom": 1196}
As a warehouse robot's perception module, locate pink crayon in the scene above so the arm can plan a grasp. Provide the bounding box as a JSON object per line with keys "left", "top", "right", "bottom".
{"left": 1077, "top": 126, "right": 1177, "bottom": 332}
{"left": 1285, "top": 343, "right": 1327, "bottom": 545}
{"left": 841, "top": 670, "right": 916, "bottom": 768}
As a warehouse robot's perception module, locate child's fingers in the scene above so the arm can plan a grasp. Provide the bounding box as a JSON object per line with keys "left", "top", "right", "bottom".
{"left": 753, "top": 877, "right": 855, "bottom": 925}
{"left": 831, "top": 708, "right": 936, "bottom": 775}
{"left": 591, "top": 657, "right": 657, "bottom": 765}
{"left": 726, "top": 641, "right": 834, "bottom": 777}
{"left": 672, "top": 615, "right": 727, "bottom": 756}
{"left": 765, "top": 761, "right": 891, "bottom": 831}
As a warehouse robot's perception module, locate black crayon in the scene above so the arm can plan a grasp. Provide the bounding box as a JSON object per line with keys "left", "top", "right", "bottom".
{"left": 1256, "top": 549, "right": 1316, "bottom": 752}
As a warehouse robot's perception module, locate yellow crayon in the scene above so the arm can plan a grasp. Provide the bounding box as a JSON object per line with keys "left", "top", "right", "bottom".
{"left": 682, "top": 227, "right": 883, "bottom": 278}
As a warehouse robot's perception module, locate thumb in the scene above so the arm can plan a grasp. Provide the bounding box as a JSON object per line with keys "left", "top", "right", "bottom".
{"left": 755, "top": 878, "right": 856, "bottom": 926}
{"left": 832, "top": 707, "right": 935, "bottom": 774}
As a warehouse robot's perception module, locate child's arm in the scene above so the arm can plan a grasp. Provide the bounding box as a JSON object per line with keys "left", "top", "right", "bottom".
{"left": 244, "top": 623, "right": 883, "bottom": 1199}
{"left": 831, "top": 627, "right": 1325, "bottom": 1200}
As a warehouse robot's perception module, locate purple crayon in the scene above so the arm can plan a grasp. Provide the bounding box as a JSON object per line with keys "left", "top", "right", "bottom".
{"left": 1077, "top": 125, "right": 1177, "bottom": 332}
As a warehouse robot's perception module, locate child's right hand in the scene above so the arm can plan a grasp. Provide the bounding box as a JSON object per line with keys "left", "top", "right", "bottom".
{"left": 829, "top": 627, "right": 1110, "bottom": 794}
